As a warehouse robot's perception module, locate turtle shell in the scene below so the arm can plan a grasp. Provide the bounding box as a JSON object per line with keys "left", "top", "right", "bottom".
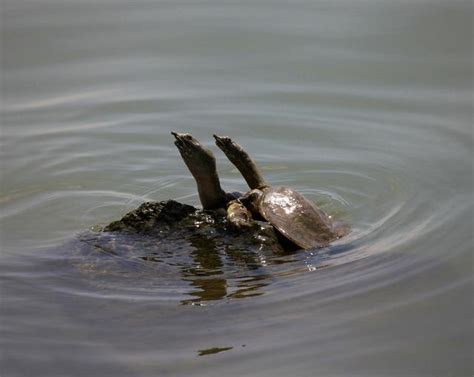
{"left": 259, "top": 186, "right": 338, "bottom": 250}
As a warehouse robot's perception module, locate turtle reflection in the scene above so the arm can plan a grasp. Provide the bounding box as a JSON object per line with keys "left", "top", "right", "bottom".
{"left": 181, "top": 235, "right": 226, "bottom": 304}
{"left": 181, "top": 234, "right": 270, "bottom": 305}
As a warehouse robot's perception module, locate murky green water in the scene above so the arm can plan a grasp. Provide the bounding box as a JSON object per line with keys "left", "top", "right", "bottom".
{"left": 1, "top": 1, "right": 472, "bottom": 376}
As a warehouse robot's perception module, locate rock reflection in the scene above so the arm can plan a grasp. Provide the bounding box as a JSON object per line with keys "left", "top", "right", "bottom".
{"left": 77, "top": 227, "right": 284, "bottom": 305}
{"left": 76, "top": 200, "right": 298, "bottom": 305}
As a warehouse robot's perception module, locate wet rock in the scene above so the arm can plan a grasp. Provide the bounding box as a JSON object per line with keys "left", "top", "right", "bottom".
{"left": 102, "top": 200, "right": 284, "bottom": 253}
{"left": 105, "top": 200, "right": 197, "bottom": 233}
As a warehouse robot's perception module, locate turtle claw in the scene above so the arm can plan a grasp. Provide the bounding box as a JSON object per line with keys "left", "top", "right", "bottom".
{"left": 172, "top": 132, "right": 215, "bottom": 167}
{"left": 171, "top": 131, "right": 186, "bottom": 141}
{"left": 172, "top": 132, "right": 196, "bottom": 152}
{"left": 213, "top": 134, "right": 233, "bottom": 149}
{"left": 172, "top": 132, "right": 193, "bottom": 145}
{"left": 172, "top": 131, "right": 188, "bottom": 138}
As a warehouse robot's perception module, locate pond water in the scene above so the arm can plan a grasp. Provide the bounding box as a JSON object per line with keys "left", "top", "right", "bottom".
{"left": 1, "top": 0, "right": 472, "bottom": 376}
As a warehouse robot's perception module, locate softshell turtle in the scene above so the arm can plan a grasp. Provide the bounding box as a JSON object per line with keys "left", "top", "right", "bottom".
{"left": 213, "top": 135, "right": 346, "bottom": 249}
{"left": 172, "top": 132, "right": 346, "bottom": 250}
{"left": 71, "top": 133, "right": 346, "bottom": 302}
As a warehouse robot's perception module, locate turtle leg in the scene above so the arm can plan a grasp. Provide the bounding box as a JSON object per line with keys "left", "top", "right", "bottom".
{"left": 213, "top": 135, "right": 268, "bottom": 190}
{"left": 172, "top": 132, "right": 227, "bottom": 210}
{"left": 226, "top": 200, "right": 254, "bottom": 229}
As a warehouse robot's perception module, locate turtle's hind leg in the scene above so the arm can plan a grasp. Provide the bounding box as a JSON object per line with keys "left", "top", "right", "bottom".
{"left": 172, "top": 132, "right": 226, "bottom": 210}
{"left": 213, "top": 135, "right": 268, "bottom": 190}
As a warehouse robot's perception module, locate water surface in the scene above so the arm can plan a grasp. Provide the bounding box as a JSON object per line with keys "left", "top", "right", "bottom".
{"left": 1, "top": 1, "right": 472, "bottom": 376}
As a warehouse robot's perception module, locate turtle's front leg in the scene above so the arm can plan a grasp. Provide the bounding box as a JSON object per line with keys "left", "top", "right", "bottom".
{"left": 226, "top": 200, "right": 254, "bottom": 230}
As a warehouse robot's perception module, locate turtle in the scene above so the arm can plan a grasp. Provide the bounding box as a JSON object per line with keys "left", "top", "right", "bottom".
{"left": 172, "top": 132, "right": 346, "bottom": 250}
{"left": 66, "top": 133, "right": 346, "bottom": 302}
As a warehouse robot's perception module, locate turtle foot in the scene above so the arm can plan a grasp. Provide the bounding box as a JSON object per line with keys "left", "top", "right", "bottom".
{"left": 172, "top": 132, "right": 216, "bottom": 173}
{"left": 226, "top": 200, "right": 254, "bottom": 230}
{"left": 213, "top": 134, "right": 242, "bottom": 159}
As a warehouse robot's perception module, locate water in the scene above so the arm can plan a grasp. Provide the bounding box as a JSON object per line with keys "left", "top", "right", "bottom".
{"left": 1, "top": 0, "right": 472, "bottom": 376}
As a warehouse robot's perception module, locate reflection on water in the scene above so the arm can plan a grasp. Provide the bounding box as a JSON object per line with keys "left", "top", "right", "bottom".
{"left": 1, "top": 0, "right": 472, "bottom": 376}
{"left": 182, "top": 234, "right": 268, "bottom": 305}
{"left": 72, "top": 199, "right": 310, "bottom": 306}
{"left": 197, "top": 346, "right": 234, "bottom": 356}
{"left": 75, "top": 226, "right": 295, "bottom": 306}
{"left": 182, "top": 235, "right": 227, "bottom": 304}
